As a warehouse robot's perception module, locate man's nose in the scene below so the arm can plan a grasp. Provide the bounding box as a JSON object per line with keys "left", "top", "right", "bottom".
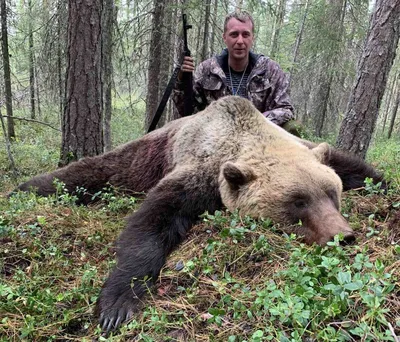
{"left": 237, "top": 35, "right": 244, "bottom": 44}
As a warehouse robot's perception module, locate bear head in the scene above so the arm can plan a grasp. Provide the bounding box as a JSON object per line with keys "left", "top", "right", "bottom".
{"left": 219, "top": 142, "right": 355, "bottom": 245}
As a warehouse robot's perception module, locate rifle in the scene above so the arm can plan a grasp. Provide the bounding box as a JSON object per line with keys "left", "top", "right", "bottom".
{"left": 147, "top": 14, "right": 193, "bottom": 133}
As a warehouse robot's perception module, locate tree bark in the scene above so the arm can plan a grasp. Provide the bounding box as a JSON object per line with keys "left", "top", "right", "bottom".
{"left": 382, "top": 73, "right": 398, "bottom": 133}
{"left": 103, "top": 0, "right": 114, "bottom": 152}
{"left": 288, "top": 0, "right": 309, "bottom": 86}
{"left": 1, "top": 0, "right": 15, "bottom": 140}
{"left": 387, "top": 89, "right": 400, "bottom": 139}
{"left": 312, "top": 0, "right": 346, "bottom": 137}
{"left": 158, "top": 0, "right": 175, "bottom": 127}
{"left": 28, "top": 0, "right": 36, "bottom": 119}
{"left": 145, "top": 0, "right": 164, "bottom": 130}
{"left": 0, "top": 108, "right": 18, "bottom": 180}
{"left": 61, "top": 0, "right": 104, "bottom": 166}
{"left": 270, "top": 0, "right": 286, "bottom": 59}
{"left": 201, "top": 0, "right": 212, "bottom": 61}
{"left": 195, "top": 10, "right": 204, "bottom": 63}
{"left": 209, "top": 0, "right": 218, "bottom": 57}
{"left": 57, "top": 2, "right": 63, "bottom": 123}
{"left": 336, "top": 0, "right": 400, "bottom": 158}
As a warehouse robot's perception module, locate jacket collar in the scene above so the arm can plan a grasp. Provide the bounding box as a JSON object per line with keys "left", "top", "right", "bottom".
{"left": 216, "top": 48, "right": 261, "bottom": 70}
{"left": 212, "top": 48, "right": 265, "bottom": 79}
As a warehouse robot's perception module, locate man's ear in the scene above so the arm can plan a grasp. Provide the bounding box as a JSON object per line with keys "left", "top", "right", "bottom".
{"left": 312, "top": 142, "right": 331, "bottom": 165}
{"left": 222, "top": 162, "right": 256, "bottom": 190}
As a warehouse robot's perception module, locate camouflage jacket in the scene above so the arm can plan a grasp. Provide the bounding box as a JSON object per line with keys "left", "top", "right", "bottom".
{"left": 173, "top": 49, "right": 294, "bottom": 126}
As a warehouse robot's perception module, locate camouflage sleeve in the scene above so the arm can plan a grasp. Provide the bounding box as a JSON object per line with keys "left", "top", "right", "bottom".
{"left": 262, "top": 60, "right": 294, "bottom": 126}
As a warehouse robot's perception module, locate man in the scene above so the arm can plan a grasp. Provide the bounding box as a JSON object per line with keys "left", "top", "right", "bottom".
{"left": 173, "top": 11, "right": 295, "bottom": 127}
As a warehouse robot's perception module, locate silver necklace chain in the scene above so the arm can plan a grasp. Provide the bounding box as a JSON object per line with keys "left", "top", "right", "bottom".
{"left": 229, "top": 63, "right": 248, "bottom": 96}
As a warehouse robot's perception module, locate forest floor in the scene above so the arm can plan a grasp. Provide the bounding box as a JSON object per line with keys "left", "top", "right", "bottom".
{"left": 0, "top": 127, "right": 400, "bottom": 341}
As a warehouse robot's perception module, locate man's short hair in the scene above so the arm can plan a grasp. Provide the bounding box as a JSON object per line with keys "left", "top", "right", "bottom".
{"left": 223, "top": 11, "right": 255, "bottom": 33}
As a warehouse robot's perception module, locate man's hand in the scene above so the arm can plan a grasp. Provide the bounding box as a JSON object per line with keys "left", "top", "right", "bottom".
{"left": 178, "top": 56, "right": 195, "bottom": 82}
{"left": 181, "top": 56, "right": 195, "bottom": 73}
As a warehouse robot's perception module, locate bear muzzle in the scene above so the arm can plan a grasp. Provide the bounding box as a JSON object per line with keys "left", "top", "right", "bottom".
{"left": 299, "top": 199, "right": 355, "bottom": 246}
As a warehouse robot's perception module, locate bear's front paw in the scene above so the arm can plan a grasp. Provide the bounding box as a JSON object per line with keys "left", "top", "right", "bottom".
{"left": 97, "top": 289, "right": 141, "bottom": 333}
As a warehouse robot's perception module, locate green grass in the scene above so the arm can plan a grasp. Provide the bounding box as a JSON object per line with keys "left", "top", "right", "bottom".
{"left": 0, "top": 126, "right": 399, "bottom": 341}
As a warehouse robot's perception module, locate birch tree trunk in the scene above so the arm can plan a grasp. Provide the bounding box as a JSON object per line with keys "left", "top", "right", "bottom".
{"left": 336, "top": 0, "right": 400, "bottom": 158}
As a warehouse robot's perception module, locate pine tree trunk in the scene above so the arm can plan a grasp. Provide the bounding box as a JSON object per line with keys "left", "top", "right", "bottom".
{"left": 336, "top": 0, "right": 400, "bottom": 158}
{"left": 103, "top": 0, "right": 114, "bottom": 152}
{"left": 387, "top": 90, "right": 400, "bottom": 139}
{"left": 1, "top": 0, "right": 15, "bottom": 140}
{"left": 311, "top": 0, "right": 346, "bottom": 137}
{"left": 157, "top": 0, "right": 173, "bottom": 127}
{"left": 145, "top": 0, "right": 165, "bottom": 130}
{"left": 270, "top": 0, "right": 286, "bottom": 59}
{"left": 382, "top": 73, "right": 398, "bottom": 133}
{"left": 57, "top": 4, "right": 63, "bottom": 123}
{"left": 201, "top": 0, "right": 212, "bottom": 61}
{"left": 195, "top": 10, "right": 204, "bottom": 63}
{"left": 288, "top": 0, "right": 309, "bottom": 86}
{"left": 28, "top": 0, "right": 36, "bottom": 119}
{"left": 61, "top": 0, "right": 104, "bottom": 166}
{"left": 209, "top": 0, "right": 218, "bottom": 56}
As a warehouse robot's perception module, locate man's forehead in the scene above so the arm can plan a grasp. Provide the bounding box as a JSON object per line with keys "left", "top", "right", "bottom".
{"left": 225, "top": 18, "right": 253, "bottom": 32}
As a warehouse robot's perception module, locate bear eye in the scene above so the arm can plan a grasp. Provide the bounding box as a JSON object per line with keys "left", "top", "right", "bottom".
{"left": 326, "top": 189, "right": 340, "bottom": 209}
{"left": 294, "top": 199, "right": 308, "bottom": 209}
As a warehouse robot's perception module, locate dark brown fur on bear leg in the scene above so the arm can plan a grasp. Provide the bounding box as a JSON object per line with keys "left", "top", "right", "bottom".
{"left": 13, "top": 133, "right": 172, "bottom": 204}
{"left": 96, "top": 166, "right": 223, "bottom": 333}
{"left": 326, "top": 148, "right": 386, "bottom": 191}
{"left": 298, "top": 139, "right": 386, "bottom": 191}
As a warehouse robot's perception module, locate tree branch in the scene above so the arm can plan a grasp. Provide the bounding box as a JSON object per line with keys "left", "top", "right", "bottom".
{"left": 1, "top": 115, "right": 61, "bottom": 131}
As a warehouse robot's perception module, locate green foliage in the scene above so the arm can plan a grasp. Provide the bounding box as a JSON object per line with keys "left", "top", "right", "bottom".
{"left": 1, "top": 113, "right": 399, "bottom": 341}
{"left": 111, "top": 96, "right": 146, "bottom": 146}
{"left": 175, "top": 223, "right": 398, "bottom": 342}
{"left": 367, "top": 137, "right": 400, "bottom": 189}
{"left": 91, "top": 186, "right": 140, "bottom": 212}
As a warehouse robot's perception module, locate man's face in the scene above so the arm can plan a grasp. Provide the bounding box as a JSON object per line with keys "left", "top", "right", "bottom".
{"left": 223, "top": 18, "right": 254, "bottom": 62}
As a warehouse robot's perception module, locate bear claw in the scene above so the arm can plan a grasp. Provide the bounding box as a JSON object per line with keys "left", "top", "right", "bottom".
{"left": 100, "top": 308, "right": 134, "bottom": 333}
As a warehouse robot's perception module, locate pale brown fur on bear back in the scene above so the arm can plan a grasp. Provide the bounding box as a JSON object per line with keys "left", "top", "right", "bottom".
{"left": 170, "top": 95, "right": 310, "bottom": 172}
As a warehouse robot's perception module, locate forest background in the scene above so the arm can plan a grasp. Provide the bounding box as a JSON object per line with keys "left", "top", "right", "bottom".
{"left": 1, "top": 0, "right": 400, "bottom": 341}
{"left": 0, "top": 0, "right": 400, "bottom": 158}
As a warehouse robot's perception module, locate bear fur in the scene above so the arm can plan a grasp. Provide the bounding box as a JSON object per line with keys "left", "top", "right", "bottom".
{"left": 14, "top": 96, "right": 385, "bottom": 331}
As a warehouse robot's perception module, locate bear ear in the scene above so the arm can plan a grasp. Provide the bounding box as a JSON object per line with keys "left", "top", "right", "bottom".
{"left": 312, "top": 142, "right": 331, "bottom": 165}
{"left": 222, "top": 162, "right": 256, "bottom": 189}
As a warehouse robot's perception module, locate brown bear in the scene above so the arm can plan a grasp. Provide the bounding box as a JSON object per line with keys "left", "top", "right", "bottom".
{"left": 14, "top": 96, "right": 385, "bottom": 332}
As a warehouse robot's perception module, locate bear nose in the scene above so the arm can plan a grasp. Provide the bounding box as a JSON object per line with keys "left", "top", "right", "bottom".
{"left": 339, "top": 232, "right": 356, "bottom": 246}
